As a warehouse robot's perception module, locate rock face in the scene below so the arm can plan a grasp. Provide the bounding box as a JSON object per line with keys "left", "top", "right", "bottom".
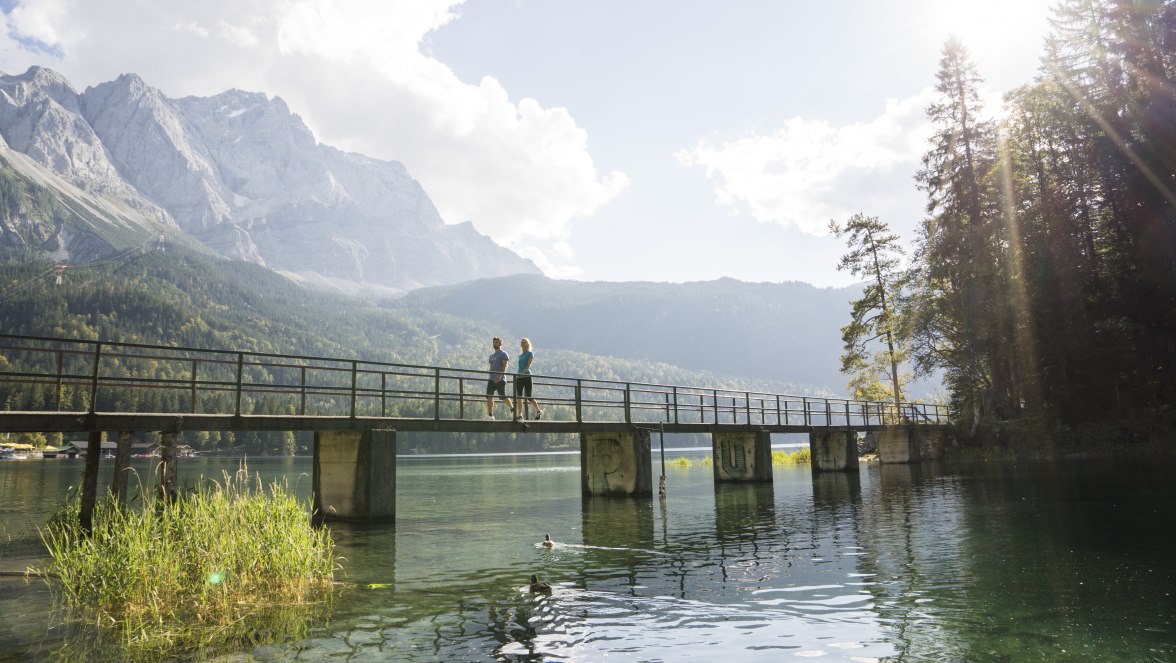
{"left": 0, "top": 66, "right": 538, "bottom": 293}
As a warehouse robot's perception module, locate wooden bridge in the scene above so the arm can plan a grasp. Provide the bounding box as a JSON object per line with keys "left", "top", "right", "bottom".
{"left": 0, "top": 334, "right": 950, "bottom": 523}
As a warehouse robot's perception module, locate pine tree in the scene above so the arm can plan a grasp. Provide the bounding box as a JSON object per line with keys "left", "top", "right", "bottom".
{"left": 912, "top": 38, "right": 1005, "bottom": 429}
{"left": 830, "top": 214, "right": 909, "bottom": 413}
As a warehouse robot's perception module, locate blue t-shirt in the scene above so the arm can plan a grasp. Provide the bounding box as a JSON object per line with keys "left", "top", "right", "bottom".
{"left": 517, "top": 351, "right": 534, "bottom": 375}
{"left": 488, "top": 350, "right": 509, "bottom": 381}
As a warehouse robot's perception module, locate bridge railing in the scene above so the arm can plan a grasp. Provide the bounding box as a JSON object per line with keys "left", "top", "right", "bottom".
{"left": 0, "top": 333, "right": 948, "bottom": 427}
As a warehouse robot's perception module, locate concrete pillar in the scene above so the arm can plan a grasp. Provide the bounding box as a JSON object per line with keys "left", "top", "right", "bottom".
{"left": 809, "top": 430, "right": 860, "bottom": 472}
{"left": 877, "top": 426, "right": 919, "bottom": 464}
{"left": 712, "top": 431, "right": 773, "bottom": 482}
{"left": 313, "top": 428, "right": 397, "bottom": 523}
{"left": 914, "top": 426, "right": 947, "bottom": 460}
{"left": 581, "top": 430, "right": 652, "bottom": 497}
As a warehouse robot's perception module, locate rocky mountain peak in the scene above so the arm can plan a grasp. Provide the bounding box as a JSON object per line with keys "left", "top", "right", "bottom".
{"left": 0, "top": 66, "right": 539, "bottom": 294}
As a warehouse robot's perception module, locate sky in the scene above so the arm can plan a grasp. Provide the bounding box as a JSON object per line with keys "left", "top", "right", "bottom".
{"left": 0, "top": 0, "right": 1056, "bottom": 288}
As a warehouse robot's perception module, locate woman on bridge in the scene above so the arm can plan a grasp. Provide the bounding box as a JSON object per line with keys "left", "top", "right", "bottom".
{"left": 515, "top": 338, "right": 542, "bottom": 421}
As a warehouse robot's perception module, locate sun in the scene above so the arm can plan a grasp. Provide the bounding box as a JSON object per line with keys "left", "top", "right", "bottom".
{"left": 925, "top": 0, "right": 1052, "bottom": 48}
{"left": 919, "top": 0, "right": 1054, "bottom": 83}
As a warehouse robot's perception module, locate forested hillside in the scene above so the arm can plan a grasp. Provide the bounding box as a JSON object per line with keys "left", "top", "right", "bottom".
{"left": 399, "top": 275, "right": 864, "bottom": 392}
{"left": 0, "top": 247, "right": 832, "bottom": 453}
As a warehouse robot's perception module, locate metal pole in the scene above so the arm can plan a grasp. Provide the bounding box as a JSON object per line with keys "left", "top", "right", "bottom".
{"left": 433, "top": 369, "right": 440, "bottom": 420}
{"left": 624, "top": 384, "right": 631, "bottom": 424}
{"left": 349, "top": 361, "right": 358, "bottom": 418}
{"left": 658, "top": 422, "right": 666, "bottom": 499}
{"left": 300, "top": 365, "right": 307, "bottom": 415}
{"left": 234, "top": 353, "right": 244, "bottom": 416}
{"left": 54, "top": 350, "right": 63, "bottom": 411}
{"left": 88, "top": 342, "right": 102, "bottom": 414}
{"left": 575, "top": 380, "right": 583, "bottom": 423}
{"left": 190, "top": 359, "right": 199, "bottom": 414}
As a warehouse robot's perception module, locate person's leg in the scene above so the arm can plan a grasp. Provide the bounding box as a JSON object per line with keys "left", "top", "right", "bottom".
{"left": 486, "top": 380, "right": 496, "bottom": 417}
{"left": 520, "top": 378, "right": 540, "bottom": 417}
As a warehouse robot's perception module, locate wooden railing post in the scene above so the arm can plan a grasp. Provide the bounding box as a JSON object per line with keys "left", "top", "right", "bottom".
{"left": 802, "top": 396, "right": 809, "bottom": 427}
{"left": 672, "top": 386, "right": 679, "bottom": 424}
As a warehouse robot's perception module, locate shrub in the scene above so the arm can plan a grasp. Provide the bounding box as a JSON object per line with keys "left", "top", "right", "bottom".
{"left": 39, "top": 465, "right": 335, "bottom": 658}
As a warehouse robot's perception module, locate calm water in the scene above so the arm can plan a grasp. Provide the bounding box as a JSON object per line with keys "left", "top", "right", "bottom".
{"left": 1, "top": 450, "right": 1174, "bottom": 661}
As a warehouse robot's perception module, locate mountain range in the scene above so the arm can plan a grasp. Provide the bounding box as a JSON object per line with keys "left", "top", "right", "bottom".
{"left": 0, "top": 66, "right": 537, "bottom": 295}
{"left": 0, "top": 65, "right": 930, "bottom": 399}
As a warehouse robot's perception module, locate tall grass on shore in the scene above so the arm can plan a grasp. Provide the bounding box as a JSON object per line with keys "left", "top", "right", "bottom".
{"left": 666, "top": 448, "right": 811, "bottom": 468}
{"left": 39, "top": 465, "right": 335, "bottom": 658}
{"left": 772, "top": 448, "right": 811, "bottom": 464}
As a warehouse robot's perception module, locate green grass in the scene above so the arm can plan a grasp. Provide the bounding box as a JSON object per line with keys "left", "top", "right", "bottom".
{"left": 772, "top": 448, "right": 811, "bottom": 465}
{"left": 39, "top": 465, "right": 335, "bottom": 659}
{"left": 667, "top": 449, "right": 812, "bottom": 467}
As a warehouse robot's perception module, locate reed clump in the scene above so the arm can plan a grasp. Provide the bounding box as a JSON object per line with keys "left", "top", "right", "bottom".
{"left": 772, "top": 448, "right": 811, "bottom": 465}
{"left": 39, "top": 465, "right": 335, "bottom": 658}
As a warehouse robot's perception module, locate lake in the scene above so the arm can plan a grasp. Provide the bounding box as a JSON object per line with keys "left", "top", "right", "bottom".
{"left": 1, "top": 448, "right": 1174, "bottom": 661}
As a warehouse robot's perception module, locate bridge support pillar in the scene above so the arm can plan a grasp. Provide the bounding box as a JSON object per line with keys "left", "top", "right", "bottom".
{"left": 581, "top": 430, "right": 652, "bottom": 497}
{"left": 809, "top": 430, "right": 860, "bottom": 472}
{"left": 914, "top": 427, "right": 947, "bottom": 460}
{"left": 712, "top": 431, "right": 773, "bottom": 482}
{"left": 313, "top": 428, "right": 397, "bottom": 523}
{"left": 878, "top": 426, "right": 919, "bottom": 463}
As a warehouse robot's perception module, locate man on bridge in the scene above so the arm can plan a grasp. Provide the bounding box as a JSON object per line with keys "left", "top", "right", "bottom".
{"left": 485, "top": 336, "right": 514, "bottom": 420}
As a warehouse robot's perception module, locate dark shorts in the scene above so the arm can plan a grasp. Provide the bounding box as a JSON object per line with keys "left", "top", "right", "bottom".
{"left": 486, "top": 379, "right": 506, "bottom": 396}
{"left": 514, "top": 376, "right": 533, "bottom": 397}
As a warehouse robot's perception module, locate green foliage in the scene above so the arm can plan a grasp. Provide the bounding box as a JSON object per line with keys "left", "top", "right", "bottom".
{"left": 830, "top": 213, "right": 909, "bottom": 406}
{"left": 906, "top": 9, "right": 1176, "bottom": 438}
{"left": 772, "top": 448, "right": 811, "bottom": 465}
{"left": 38, "top": 466, "right": 334, "bottom": 659}
{"left": 400, "top": 274, "right": 852, "bottom": 394}
{"left": 0, "top": 246, "right": 821, "bottom": 454}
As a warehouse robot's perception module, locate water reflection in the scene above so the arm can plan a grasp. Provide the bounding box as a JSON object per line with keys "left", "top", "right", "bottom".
{"left": 3, "top": 454, "right": 1175, "bottom": 661}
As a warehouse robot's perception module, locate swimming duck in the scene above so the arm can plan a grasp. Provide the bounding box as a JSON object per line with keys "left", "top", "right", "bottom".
{"left": 529, "top": 574, "right": 552, "bottom": 593}
{"left": 542, "top": 533, "right": 555, "bottom": 548}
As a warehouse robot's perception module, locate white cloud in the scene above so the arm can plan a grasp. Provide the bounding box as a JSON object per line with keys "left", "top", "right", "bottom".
{"left": 677, "top": 92, "right": 934, "bottom": 236}
{"left": 0, "top": 0, "right": 625, "bottom": 273}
